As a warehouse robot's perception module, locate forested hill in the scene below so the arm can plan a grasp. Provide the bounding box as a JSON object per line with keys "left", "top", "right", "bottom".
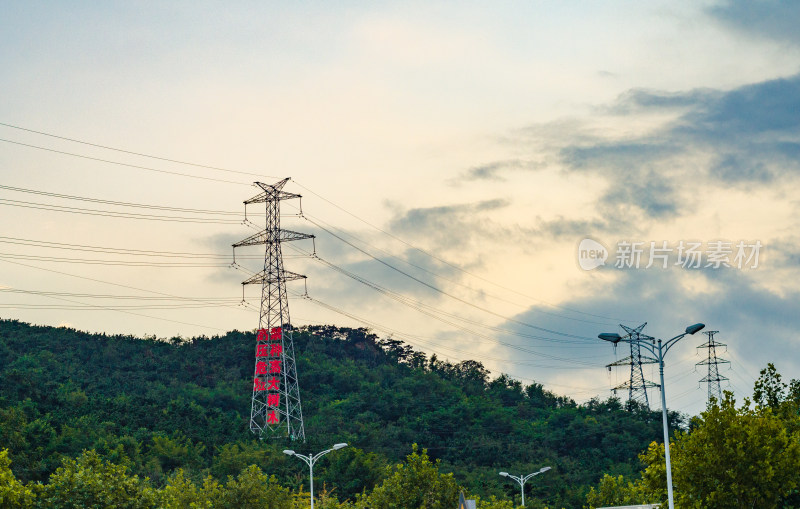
{"left": 0, "top": 319, "right": 678, "bottom": 507}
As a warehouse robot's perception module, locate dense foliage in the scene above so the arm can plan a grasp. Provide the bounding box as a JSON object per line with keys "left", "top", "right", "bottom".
{"left": 586, "top": 364, "right": 800, "bottom": 508}
{"left": 0, "top": 319, "right": 676, "bottom": 507}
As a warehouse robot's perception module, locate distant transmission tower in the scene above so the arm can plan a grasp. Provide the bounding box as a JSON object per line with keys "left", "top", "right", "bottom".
{"left": 606, "top": 322, "right": 659, "bottom": 408}
{"left": 233, "top": 178, "right": 313, "bottom": 440}
{"left": 696, "top": 330, "right": 729, "bottom": 405}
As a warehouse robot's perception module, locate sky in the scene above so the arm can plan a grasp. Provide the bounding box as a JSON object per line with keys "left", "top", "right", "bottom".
{"left": 1, "top": 0, "right": 799, "bottom": 417}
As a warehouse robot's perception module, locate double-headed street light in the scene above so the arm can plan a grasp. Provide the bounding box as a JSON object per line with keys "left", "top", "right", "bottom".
{"left": 283, "top": 443, "right": 348, "bottom": 509}
{"left": 599, "top": 323, "right": 705, "bottom": 509}
{"left": 499, "top": 466, "right": 551, "bottom": 507}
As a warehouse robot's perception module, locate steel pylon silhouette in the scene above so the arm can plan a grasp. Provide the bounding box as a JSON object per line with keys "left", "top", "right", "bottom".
{"left": 696, "top": 330, "right": 729, "bottom": 405}
{"left": 606, "top": 322, "right": 658, "bottom": 408}
{"left": 233, "top": 178, "right": 313, "bottom": 440}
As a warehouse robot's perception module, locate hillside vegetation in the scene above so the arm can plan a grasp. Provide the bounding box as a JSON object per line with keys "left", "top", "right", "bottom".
{"left": 0, "top": 319, "right": 676, "bottom": 507}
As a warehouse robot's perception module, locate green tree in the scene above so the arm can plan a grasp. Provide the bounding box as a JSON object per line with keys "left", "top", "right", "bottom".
{"left": 37, "top": 449, "right": 158, "bottom": 509}
{"left": 635, "top": 393, "right": 800, "bottom": 508}
{"left": 0, "top": 449, "right": 35, "bottom": 508}
{"left": 210, "top": 441, "right": 276, "bottom": 479}
{"left": 159, "top": 469, "right": 209, "bottom": 508}
{"left": 753, "top": 363, "right": 787, "bottom": 410}
{"left": 585, "top": 473, "right": 646, "bottom": 508}
{"left": 473, "top": 494, "right": 515, "bottom": 509}
{"left": 360, "top": 444, "right": 461, "bottom": 509}
{"left": 587, "top": 365, "right": 800, "bottom": 509}
{"left": 145, "top": 432, "right": 206, "bottom": 479}
{"left": 214, "top": 465, "right": 294, "bottom": 509}
{"left": 317, "top": 446, "right": 388, "bottom": 501}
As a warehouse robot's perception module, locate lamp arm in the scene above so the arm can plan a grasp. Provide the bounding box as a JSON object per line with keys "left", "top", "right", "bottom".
{"left": 663, "top": 333, "right": 687, "bottom": 355}
{"left": 636, "top": 341, "right": 657, "bottom": 357}
{"left": 295, "top": 454, "right": 312, "bottom": 468}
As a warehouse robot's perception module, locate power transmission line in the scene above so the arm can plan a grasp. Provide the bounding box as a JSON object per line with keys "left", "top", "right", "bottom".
{"left": 0, "top": 120, "right": 629, "bottom": 324}
{"left": 0, "top": 197, "right": 243, "bottom": 224}
{"left": 0, "top": 184, "right": 244, "bottom": 215}
{"left": 288, "top": 203, "right": 619, "bottom": 327}
{"left": 0, "top": 235, "right": 265, "bottom": 259}
{"left": 0, "top": 137, "right": 250, "bottom": 185}
{"left": 0, "top": 121, "right": 274, "bottom": 179}
{"left": 298, "top": 218, "right": 597, "bottom": 341}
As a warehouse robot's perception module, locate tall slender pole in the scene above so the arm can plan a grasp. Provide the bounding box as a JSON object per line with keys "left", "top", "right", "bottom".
{"left": 309, "top": 460, "right": 315, "bottom": 509}
{"left": 658, "top": 340, "right": 674, "bottom": 509}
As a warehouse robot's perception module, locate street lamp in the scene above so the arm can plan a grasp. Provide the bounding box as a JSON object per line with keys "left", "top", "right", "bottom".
{"left": 499, "top": 466, "right": 551, "bottom": 507}
{"left": 599, "top": 323, "right": 705, "bottom": 509}
{"left": 283, "top": 443, "right": 348, "bottom": 509}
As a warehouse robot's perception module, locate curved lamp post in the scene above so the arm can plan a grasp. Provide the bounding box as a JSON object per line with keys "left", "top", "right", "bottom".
{"left": 283, "top": 443, "right": 348, "bottom": 509}
{"left": 599, "top": 323, "right": 705, "bottom": 509}
{"left": 499, "top": 466, "right": 551, "bottom": 506}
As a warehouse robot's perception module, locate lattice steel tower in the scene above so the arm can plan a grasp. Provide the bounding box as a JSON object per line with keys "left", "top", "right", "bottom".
{"left": 696, "top": 330, "right": 729, "bottom": 405}
{"left": 606, "top": 322, "right": 658, "bottom": 408}
{"left": 233, "top": 178, "right": 313, "bottom": 440}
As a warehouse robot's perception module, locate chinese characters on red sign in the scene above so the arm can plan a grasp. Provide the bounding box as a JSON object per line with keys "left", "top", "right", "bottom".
{"left": 253, "top": 326, "right": 282, "bottom": 424}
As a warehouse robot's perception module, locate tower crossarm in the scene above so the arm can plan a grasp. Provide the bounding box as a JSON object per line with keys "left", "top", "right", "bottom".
{"left": 612, "top": 380, "right": 660, "bottom": 391}
{"left": 696, "top": 358, "right": 730, "bottom": 366}
{"left": 699, "top": 373, "right": 729, "bottom": 383}
{"left": 244, "top": 179, "right": 302, "bottom": 204}
{"left": 241, "top": 270, "right": 307, "bottom": 286}
{"left": 606, "top": 355, "right": 633, "bottom": 368}
{"left": 245, "top": 190, "right": 303, "bottom": 204}
{"left": 233, "top": 229, "right": 315, "bottom": 248}
{"left": 697, "top": 340, "right": 727, "bottom": 348}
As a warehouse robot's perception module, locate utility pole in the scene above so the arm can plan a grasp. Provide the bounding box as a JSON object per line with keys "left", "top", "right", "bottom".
{"left": 233, "top": 178, "right": 313, "bottom": 440}
{"left": 600, "top": 322, "right": 706, "bottom": 509}
{"left": 605, "top": 322, "right": 658, "bottom": 408}
{"left": 696, "top": 330, "right": 729, "bottom": 405}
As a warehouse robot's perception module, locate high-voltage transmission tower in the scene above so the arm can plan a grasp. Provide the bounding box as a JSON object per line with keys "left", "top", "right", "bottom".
{"left": 606, "top": 322, "right": 659, "bottom": 408}
{"left": 233, "top": 178, "right": 313, "bottom": 441}
{"left": 696, "top": 330, "right": 729, "bottom": 405}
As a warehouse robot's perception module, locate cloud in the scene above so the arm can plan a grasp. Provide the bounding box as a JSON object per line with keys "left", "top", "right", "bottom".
{"left": 522, "top": 73, "right": 800, "bottom": 228}
{"left": 451, "top": 159, "right": 543, "bottom": 183}
{"left": 765, "top": 236, "right": 800, "bottom": 269}
{"left": 576, "top": 74, "right": 800, "bottom": 180}
{"left": 387, "top": 198, "right": 511, "bottom": 253}
{"left": 606, "top": 87, "right": 720, "bottom": 114}
{"left": 532, "top": 216, "right": 615, "bottom": 241}
{"left": 708, "top": 0, "right": 800, "bottom": 45}
{"left": 679, "top": 75, "right": 800, "bottom": 138}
